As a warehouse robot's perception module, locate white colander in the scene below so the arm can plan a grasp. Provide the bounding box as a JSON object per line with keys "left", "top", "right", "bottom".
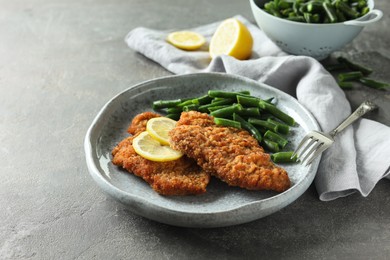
{"left": 250, "top": 0, "right": 383, "bottom": 60}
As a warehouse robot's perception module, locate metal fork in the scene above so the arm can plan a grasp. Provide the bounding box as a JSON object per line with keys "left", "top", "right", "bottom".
{"left": 293, "top": 100, "right": 378, "bottom": 166}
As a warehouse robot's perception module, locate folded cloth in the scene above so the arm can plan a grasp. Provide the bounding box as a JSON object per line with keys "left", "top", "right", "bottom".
{"left": 125, "top": 15, "right": 390, "bottom": 201}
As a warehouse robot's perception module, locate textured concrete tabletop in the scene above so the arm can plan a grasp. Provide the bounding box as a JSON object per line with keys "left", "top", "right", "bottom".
{"left": 1, "top": 0, "right": 389, "bottom": 259}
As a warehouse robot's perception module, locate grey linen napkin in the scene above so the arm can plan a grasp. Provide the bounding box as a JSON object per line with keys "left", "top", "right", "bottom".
{"left": 125, "top": 15, "right": 390, "bottom": 201}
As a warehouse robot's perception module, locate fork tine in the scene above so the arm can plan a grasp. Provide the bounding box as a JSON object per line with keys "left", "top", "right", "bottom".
{"left": 300, "top": 140, "right": 322, "bottom": 164}
{"left": 305, "top": 143, "right": 329, "bottom": 166}
{"left": 296, "top": 137, "right": 317, "bottom": 159}
{"left": 292, "top": 135, "right": 312, "bottom": 158}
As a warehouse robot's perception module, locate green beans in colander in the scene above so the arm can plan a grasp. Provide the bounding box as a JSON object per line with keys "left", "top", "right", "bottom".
{"left": 262, "top": 0, "right": 370, "bottom": 24}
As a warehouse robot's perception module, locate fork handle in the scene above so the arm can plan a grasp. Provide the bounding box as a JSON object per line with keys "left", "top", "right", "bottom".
{"left": 329, "top": 101, "right": 378, "bottom": 137}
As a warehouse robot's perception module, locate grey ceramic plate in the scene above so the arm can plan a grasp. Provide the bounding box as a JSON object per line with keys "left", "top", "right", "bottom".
{"left": 84, "top": 73, "right": 320, "bottom": 228}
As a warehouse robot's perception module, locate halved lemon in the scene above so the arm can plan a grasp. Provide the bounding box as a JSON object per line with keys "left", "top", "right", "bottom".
{"left": 167, "top": 31, "right": 206, "bottom": 51}
{"left": 132, "top": 131, "right": 183, "bottom": 162}
{"left": 146, "top": 117, "right": 177, "bottom": 146}
{"left": 209, "top": 18, "right": 253, "bottom": 60}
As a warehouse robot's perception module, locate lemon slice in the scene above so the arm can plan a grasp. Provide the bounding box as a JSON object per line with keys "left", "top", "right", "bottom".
{"left": 209, "top": 18, "right": 253, "bottom": 60}
{"left": 146, "top": 117, "right": 177, "bottom": 146}
{"left": 132, "top": 131, "right": 183, "bottom": 162}
{"left": 167, "top": 31, "right": 206, "bottom": 51}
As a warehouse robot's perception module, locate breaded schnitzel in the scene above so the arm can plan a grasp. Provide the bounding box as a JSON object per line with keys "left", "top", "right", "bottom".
{"left": 126, "top": 111, "right": 156, "bottom": 135}
{"left": 112, "top": 112, "right": 210, "bottom": 195}
{"left": 169, "top": 111, "right": 291, "bottom": 192}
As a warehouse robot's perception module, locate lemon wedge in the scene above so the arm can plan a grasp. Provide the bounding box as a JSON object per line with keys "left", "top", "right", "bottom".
{"left": 132, "top": 131, "right": 183, "bottom": 162}
{"left": 209, "top": 18, "right": 253, "bottom": 60}
{"left": 146, "top": 117, "right": 177, "bottom": 146}
{"left": 167, "top": 31, "right": 206, "bottom": 51}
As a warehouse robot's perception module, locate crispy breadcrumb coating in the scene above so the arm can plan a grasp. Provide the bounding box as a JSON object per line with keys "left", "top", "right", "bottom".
{"left": 169, "top": 111, "right": 291, "bottom": 192}
{"left": 127, "top": 111, "right": 159, "bottom": 135}
{"left": 112, "top": 112, "right": 210, "bottom": 195}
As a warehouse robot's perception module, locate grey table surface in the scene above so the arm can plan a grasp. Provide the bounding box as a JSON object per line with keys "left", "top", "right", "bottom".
{"left": 1, "top": 0, "right": 389, "bottom": 259}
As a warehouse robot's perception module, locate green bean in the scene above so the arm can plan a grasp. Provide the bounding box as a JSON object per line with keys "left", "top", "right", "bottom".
{"left": 265, "top": 2, "right": 283, "bottom": 17}
{"left": 208, "top": 90, "right": 250, "bottom": 99}
{"left": 267, "top": 118, "right": 290, "bottom": 134}
{"left": 336, "top": 56, "right": 373, "bottom": 75}
{"left": 194, "top": 94, "right": 213, "bottom": 105}
{"left": 264, "top": 1, "right": 275, "bottom": 11}
{"left": 338, "top": 71, "right": 364, "bottom": 82}
{"left": 236, "top": 107, "right": 261, "bottom": 117}
{"left": 261, "top": 113, "right": 275, "bottom": 119}
{"left": 361, "top": 6, "right": 369, "bottom": 15}
{"left": 307, "top": 1, "right": 323, "bottom": 13}
{"left": 303, "top": 12, "right": 314, "bottom": 23}
{"left": 264, "top": 97, "right": 275, "bottom": 104}
{"left": 338, "top": 81, "right": 354, "bottom": 89}
{"left": 207, "top": 105, "right": 229, "bottom": 112}
{"left": 335, "top": 9, "right": 347, "bottom": 22}
{"left": 210, "top": 104, "right": 243, "bottom": 118}
{"left": 152, "top": 99, "right": 182, "bottom": 109}
{"left": 336, "top": 0, "right": 359, "bottom": 18}
{"left": 264, "top": 130, "right": 289, "bottom": 149}
{"left": 237, "top": 95, "right": 261, "bottom": 107}
{"left": 233, "top": 113, "right": 263, "bottom": 143}
{"left": 248, "top": 118, "right": 278, "bottom": 132}
{"left": 323, "top": 16, "right": 330, "bottom": 23}
{"left": 292, "top": 0, "right": 302, "bottom": 14}
{"left": 166, "top": 113, "right": 181, "bottom": 120}
{"left": 326, "top": 63, "right": 347, "bottom": 71}
{"left": 198, "top": 99, "right": 234, "bottom": 112}
{"left": 281, "top": 7, "right": 293, "bottom": 16}
{"left": 312, "top": 13, "right": 320, "bottom": 23}
{"left": 211, "top": 97, "right": 227, "bottom": 103}
{"left": 167, "top": 107, "right": 183, "bottom": 114}
{"left": 262, "top": 139, "right": 280, "bottom": 153}
{"left": 358, "top": 0, "right": 367, "bottom": 9}
{"left": 255, "top": 126, "right": 267, "bottom": 135}
{"left": 183, "top": 104, "right": 199, "bottom": 111}
{"left": 298, "top": 5, "right": 307, "bottom": 15}
{"left": 302, "top": 11, "right": 318, "bottom": 23}
{"left": 271, "top": 151, "right": 298, "bottom": 163}
{"left": 214, "top": 117, "right": 241, "bottom": 129}
{"left": 323, "top": 2, "right": 338, "bottom": 23}
{"left": 180, "top": 97, "right": 196, "bottom": 102}
{"left": 278, "top": 0, "right": 292, "bottom": 10}
{"left": 239, "top": 90, "right": 252, "bottom": 95}
{"left": 287, "top": 16, "right": 306, "bottom": 22}
{"left": 359, "top": 77, "right": 390, "bottom": 90}
{"left": 259, "top": 100, "right": 295, "bottom": 126}
{"left": 177, "top": 99, "right": 199, "bottom": 108}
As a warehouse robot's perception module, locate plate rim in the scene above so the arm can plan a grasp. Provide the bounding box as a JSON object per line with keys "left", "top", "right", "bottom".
{"left": 84, "top": 72, "right": 321, "bottom": 227}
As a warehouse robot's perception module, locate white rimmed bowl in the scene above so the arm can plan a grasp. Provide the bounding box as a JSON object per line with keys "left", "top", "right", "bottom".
{"left": 250, "top": 0, "right": 383, "bottom": 60}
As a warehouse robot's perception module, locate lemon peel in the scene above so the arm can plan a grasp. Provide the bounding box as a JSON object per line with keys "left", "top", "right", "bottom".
{"left": 146, "top": 117, "right": 177, "bottom": 146}
{"left": 167, "top": 31, "right": 206, "bottom": 51}
{"left": 132, "top": 131, "right": 183, "bottom": 162}
{"left": 209, "top": 18, "right": 253, "bottom": 60}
